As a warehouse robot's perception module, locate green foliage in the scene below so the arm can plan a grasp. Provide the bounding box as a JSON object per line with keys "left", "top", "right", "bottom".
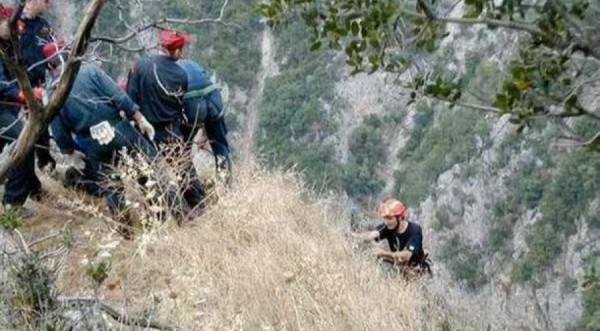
{"left": 439, "top": 318, "right": 464, "bottom": 331}
{"left": 257, "top": 21, "right": 341, "bottom": 189}
{"left": 342, "top": 115, "right": 386, "bottom": 198}
{"left": 7, "top": 253, "right": 61, "bottom": 329}
{"left": 512, "top": 221, "right": 562, "bottom": 286}
{"left": 394, "top": 105, "right": 489, "bottom": 205}
{"left": 568, "top": 252, "right": 600, "bottom": 331}
{"left": 588, "top": 214, "right": 600, "bottom": 230}
{"left": 432, "top": 207, "right": 453, "bottom": 231}
{"left": 258, "top": 0, "right": 600, "bottom": 148}
{"left": 0, "top": 210, "right": 21, "bottom": 229}
{"left": 514, "top": 161, "right": 545, "bottom": 209}
{"left": 488, "top": 200, "right": 518, "bottom": 255}
{"left": 86, "top": 260, "right": 110, "bottom": 286}
{"left": 441, "top": 235, "right": 488, "bottom": 291}
{"left": 507, "top": 145, "right": 600, "bottom": 286}
{"left": 539, "top": 149, "right": 600, "bottom": 235}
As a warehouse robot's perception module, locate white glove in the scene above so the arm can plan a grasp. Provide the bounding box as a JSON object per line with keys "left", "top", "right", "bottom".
{"left": 137, "top": 115, "right": 155, "bottom": 141}
{"left": 63, "top": 150, "right": 86, "bottom": 172}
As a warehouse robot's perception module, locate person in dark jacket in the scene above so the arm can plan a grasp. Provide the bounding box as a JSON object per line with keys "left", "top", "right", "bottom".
{"left": 349, "top": 197, "right": 432, "bottom": 277}
{"left": 44, "top": 41, "right": 157, "bottom": 214}
{"left": 177, "top": 59, "right": 231, "bottom": 182}
{"left": 0, "top": 7, "right": 44, "bottom": 216}
{"left": 19, "top": 0, "right": 57, "bottom": 170}
{"left": 127, "top": 29, "right": 205, "bottom": 210}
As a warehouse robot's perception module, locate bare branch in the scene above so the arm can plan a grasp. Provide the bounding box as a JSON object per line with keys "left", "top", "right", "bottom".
{"left": 90, "top": 0, "right": 237, "bottom": 49}
{"left": 412, "top": 0, "right": 549, "bottom": 39}
{"left": 582, "top": 131, "right": 600, "bottom": 150}
{"left": 28, "top": 232, "right": 62, "bottom": 247}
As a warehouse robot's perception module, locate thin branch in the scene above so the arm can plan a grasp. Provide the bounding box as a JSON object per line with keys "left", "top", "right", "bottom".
{"left": 39, "top": 247, "right": 67, "bottom": 259}
{"left": 13, "top": 229, "right": 30, "bottom": 255}
{"left": 451, "top": 101, "right": 502, "bottom": 114}
{"left": 582, "top": 131, "right": 600, "bottom": 149}
{"left": 90, "top": 0, "right": 237, "bottom": 48}
{"left": 411, "top": 0, "right": 549, "bottom": 39}
{"left": 28, "top": 232, "right": 62, "bottom": 248}
{"left": 59, "top": 297, "right": 179, "bottom": 331}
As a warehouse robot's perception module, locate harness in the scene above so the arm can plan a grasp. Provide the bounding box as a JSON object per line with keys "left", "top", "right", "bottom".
{"left": 183, "top": 84, "right": 220, "bottom": 100}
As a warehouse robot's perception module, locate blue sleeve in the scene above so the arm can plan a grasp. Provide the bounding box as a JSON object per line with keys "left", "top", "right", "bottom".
{"left": 92, "top": 66, "right": 139, "bottom": 118}
{"left": 0, "top": 62, "right": 20, "bottom": 101}
{"left": 50, "top": 114, "right": 75, "bottom": 154}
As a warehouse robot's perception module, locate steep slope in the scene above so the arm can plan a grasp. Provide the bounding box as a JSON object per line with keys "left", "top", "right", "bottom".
{"left": 4, "top": 163, "right": 456, "bottom": 330}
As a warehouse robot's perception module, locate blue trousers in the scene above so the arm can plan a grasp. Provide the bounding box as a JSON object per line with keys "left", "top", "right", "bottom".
{"left": 0, "top": 110, "right": 42, "bottom": 206}
{"left": 74, "top": 120, "right": 157, "bottom": 211}
{"left": 182, "top": 90, "right": 230, "bottom": 162}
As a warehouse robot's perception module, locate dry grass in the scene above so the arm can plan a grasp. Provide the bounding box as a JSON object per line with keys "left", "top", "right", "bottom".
{"left": 12, "top": 160, "right": 452, "bottom": 330}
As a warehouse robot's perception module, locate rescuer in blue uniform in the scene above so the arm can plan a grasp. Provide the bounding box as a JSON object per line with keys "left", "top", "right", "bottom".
{"left": 177, "top": 59, "right": 231, "bottom": 182}
{"left": 127, "top": 30, "right": 205, "bottom": 211}
{"left": 19, "top": 0, "right": 57, "bottom": 170}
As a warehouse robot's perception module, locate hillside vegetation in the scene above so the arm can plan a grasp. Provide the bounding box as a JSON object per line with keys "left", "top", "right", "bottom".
{"left": 3, "top": 163, "right": 455, "bottom": 330}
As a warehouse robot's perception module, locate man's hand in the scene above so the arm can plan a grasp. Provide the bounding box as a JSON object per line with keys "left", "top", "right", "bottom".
{"left": 133, "top": 111, "right": 155, "bottom": 141}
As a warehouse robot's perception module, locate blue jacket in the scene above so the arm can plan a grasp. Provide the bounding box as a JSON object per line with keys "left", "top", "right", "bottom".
{"left": 50, "top": 64, "right": 140, "bottom": 153}
{"left": 0, "top": 61, "right": 21, "bottom": 114}
{"left": 127, "top": 55, "right": 187, "bottom": 125}
{"left": 19, "top": 15, "right": 53, "bottom": 86}
{"left": 176, "top": 59, "right": 212, "bottom": 90}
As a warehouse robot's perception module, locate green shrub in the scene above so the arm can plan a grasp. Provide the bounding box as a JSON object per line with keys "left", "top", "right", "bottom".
{"left": 567, "top": 252, "right": 600, "bottom": 331}
{"left": 512, "top": 222, "right": 561, "bottom": 285}
{"left": 394, "top": 105, "right": 489, "bottom": 205}
{"left": 539, "top": 149, "right": 600, "bottom": 235}
{"left": 441, "top": 235, "right": 488, "bottom": 291}
{"left": 257, "top": 21, "right": 342, "bottom": 189}
{"left": 342, "top": 115, "right": 386, "bottom": 198}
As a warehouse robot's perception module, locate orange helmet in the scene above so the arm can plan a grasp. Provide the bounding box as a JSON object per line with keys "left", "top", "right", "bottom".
{"left": 377, "top": 197, "right": 407, "bottom": 218}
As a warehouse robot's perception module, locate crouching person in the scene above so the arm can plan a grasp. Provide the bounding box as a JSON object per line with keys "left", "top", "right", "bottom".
{"left": 126, "top": 30, "right": 206, "bottom": 212}
{"left": 44, "top": 41, "right": 157, "bottom": 226}
{"left": 349, "top": 198, "right": 432, "bottom": 278}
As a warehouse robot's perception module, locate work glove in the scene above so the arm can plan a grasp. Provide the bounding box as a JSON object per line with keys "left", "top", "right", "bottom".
{"left": 62, "top": 150, "right": 86, "bottom": 171}
{"left": 136, "top": 115, "right": 155, "bottom": 141}
{"left": 16, "top": 87, "right": 45, "bottom": 104}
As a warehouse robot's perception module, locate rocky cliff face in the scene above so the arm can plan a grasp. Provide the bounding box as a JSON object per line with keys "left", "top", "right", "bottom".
{"left": 320, "top": 3, "right": 599, "bottom": 330}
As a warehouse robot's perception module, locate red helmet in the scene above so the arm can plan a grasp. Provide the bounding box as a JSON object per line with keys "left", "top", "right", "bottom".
{"left": 0, "top": 5, "right": 14, "bottom": 19}
{"left": 42, "top": 38, "right": 66, "bottom": 58}
{"left": 159, "top": 30, "right": 192, "bottom": 52}
{"left": 377, "top": 197, "right": 407, "bottom": 218}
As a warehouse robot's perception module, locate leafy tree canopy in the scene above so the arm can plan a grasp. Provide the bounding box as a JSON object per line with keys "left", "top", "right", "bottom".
{"left": 258, "top": 0, "right": 600, "bottom": 150}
